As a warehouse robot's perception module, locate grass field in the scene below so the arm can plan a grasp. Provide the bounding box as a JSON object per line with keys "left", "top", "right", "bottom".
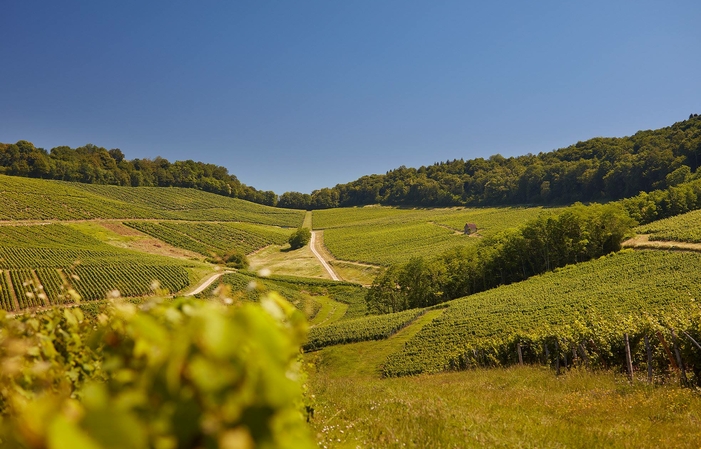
{"left": 313, "top": 206, "right": 565, "bottom": 265}
{"left": 248, "top": 244, "right": 331, "bottom": 279}
{"left": 307, "top": 308, "right": 701, "bottom": 448}
{"left": 309, "top": 365, "right": 701, "bottom": 449}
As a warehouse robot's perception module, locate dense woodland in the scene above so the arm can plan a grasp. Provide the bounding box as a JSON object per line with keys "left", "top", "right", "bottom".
{"left": 0, "top": 141, "right": 278, "bottom": 205}
{"left": 283, "top": 114, "right": 701, "bottom": 208}
{"left": 2, "top": 114, "right": 700, "bottom": 209}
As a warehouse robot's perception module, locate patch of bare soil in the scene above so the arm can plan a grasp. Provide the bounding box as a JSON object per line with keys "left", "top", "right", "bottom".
{"left": 100, "top": 221, "right": 145, "bottom": 236}
{"left": 126, "top": 238, "right": 205, "bottom": 260}
{"left": 96, "top": 221, "right": 205, "bottom": 260}
{"left": 622, "top": 234, "right": 701, "bottom": 252}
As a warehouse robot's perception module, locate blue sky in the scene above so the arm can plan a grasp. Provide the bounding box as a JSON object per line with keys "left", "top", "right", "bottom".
{"left": 1, "top": 1, "right": 700, "bottom": 194}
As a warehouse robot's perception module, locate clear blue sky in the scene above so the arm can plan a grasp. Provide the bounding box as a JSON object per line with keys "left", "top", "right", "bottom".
{"left": 1, "top": 1, "right": 700, "bottom": 194}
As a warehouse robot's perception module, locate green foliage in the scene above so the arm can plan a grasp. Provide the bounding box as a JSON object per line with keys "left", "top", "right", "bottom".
{"left": 0, "top": 140, "right": 280, "bottom": 206}
{"left": 124, "top": 221, "right": 290, "bottom": 257}
{"left": 0, "top": 174, "right": 305, "bottom": 225}
{"left": 382, "top": 250, "right": 701, "bottom": 376}
{"left": 305, "top": 309, "right": 424, "bottom": 351}
{"left": 282, "top": 115, "right": 701, "bottom": 208}
{"left": 288, "top": 228, "right": 311, "bottom": 250}
{"left": 366, "top": 203, "right": 636, "bottom": 312}
{"left": 314, "top": 205, "right": 566, "bottom": 265}
{"left": 0, "top": 296, "right": 314, "bottom": 448}
{"left": 618, "top": 177, "right": 701, "bottom": 225}
{"left": 223, "top": 249, "right": 249, "bottom": 269}
{"left": 637, "top": 208, "right": 701, "bottom": 243}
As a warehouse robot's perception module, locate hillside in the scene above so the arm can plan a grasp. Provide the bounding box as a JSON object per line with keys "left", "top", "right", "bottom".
{"left": 280, "top": 114, "right": 701, "bottom": 209}
{"left": 4, "top": 115, "right": 701, "bottom": 212}
{"left": 0, "top": 174, "right": 304, "bottom": 225}
{"left": 0, "top": 140, "right": 278, "bottom": 205}
{"left": 312, "top": 206, "right": 565, "bottom": 265}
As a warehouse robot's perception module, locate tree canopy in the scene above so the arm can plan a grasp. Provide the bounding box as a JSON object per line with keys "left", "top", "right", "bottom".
{"left": 0, "top": 141, "right": 277, "bottom": 205}
{"left": 279, "top": 115, "right": 701, "bottom": 209}
{"left": 2, "top": 114, "right": 700, "bottom": 210}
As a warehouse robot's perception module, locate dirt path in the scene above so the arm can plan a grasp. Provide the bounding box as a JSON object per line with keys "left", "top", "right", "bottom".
{"left": 310, "top": 231, "right": 341, "bottom": 281}
{"left": 185, "top": 270, "right": 235, "bottom": 296}
{"left": 623, "top": 234, "right": 701, "bottom": 253}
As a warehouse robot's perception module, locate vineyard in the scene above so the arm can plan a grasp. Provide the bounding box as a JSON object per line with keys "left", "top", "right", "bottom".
{"left": 313, "top": 205, "right": 565, "bottom": 265}
{"left": 381, "top": 250, "right": 701, "bottom": 376}
{"left": 0, "top": 175, "right": 154, "bottom": 220}
{"left": 0, "top": 223, "right": 195, "bottom": 310}
{"left": 124, "top": 221, "right": 290, "bottom": 257}
{"left": 70, "top": 182, "right": 305, "bottom": 226}
{"left": 196, "top": 271, "right": 322, "bottom": 318}
{"left": 312, "top": 205, "right": 564, "bottom": 230}
{"left": 305, "top": 309, "right": 424, "bottom": 351}
{"left": 322, "top": 221, "right": 468, "bottom": 265}
{"left": 637, "top": 208, "right": 701, "bottom": 243}
{"left": 0, "top": 174, "right": 305, "bottom": 226}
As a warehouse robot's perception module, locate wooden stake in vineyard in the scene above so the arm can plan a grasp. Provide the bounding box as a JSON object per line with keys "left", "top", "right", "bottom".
{"left": 517, "top": 343, "right": 523, "bottom": 366}
{"left": 670, "top": 329, "right": 688, "bottom": 387}
{"left": 624, "top": 333, "right": 634, "bottom": 383}
{"left": 644, "top": 335, "right": 653, "bottom": 384}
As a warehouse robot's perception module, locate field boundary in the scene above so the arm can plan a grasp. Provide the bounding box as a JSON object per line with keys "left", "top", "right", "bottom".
{"left": 623, "top": 234, "right": 701, "bottom": 253}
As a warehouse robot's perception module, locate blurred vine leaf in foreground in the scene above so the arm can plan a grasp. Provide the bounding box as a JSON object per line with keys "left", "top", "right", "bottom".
{"left": 0, "top": 293, "right": 313, "bottom": 449}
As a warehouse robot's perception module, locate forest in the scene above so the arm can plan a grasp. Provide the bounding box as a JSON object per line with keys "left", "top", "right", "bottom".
{"left": 2, "top": 114, "right": 700, "bottom": 210}
{"left": 0, "top": 141, "right": 278, "bottom": 205}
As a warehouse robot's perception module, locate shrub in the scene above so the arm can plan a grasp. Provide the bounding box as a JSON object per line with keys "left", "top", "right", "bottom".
{"left": 288, "top": 228, "right": 311, "bottom": 250}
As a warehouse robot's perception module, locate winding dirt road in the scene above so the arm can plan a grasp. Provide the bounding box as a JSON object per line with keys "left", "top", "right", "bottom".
{"left": 186, "top": 270, "right": 235, "bottom": 295}
{"left": 310, "top": 231, "right": 341, "bottom": 281}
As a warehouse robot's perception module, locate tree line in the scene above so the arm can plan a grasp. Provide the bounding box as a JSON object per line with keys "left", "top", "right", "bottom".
{"left": 281, "top": 114, "right": 701, "bottom": 209}
{"left": 366, "top": 203, "right": 636, "bottom": 314}
{"left": 0, "top": 140, "right": 277, "bottom": 205}
{"left": 2, "top": 114, "right": 700, "bottom": 210}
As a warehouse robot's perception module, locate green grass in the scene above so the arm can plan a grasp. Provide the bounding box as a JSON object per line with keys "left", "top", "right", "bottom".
{"left": 328, "top": 260, "right": 381, "bottom": 286}
{"left": 308, "top": 308, "right": 701, "bottom": 448}
{"left": 305, "top": 309, "right": 424, "bottom": 351}
{"left": 309, "top": 296, "right": 348, "bottom": 327}
{"left": 309, "top": 366, "right": 701, "bottom": 449}
{"left": 310, "top": 309, "right": 444, "bottom": 377}
{"left": 248, "top": 244, "right": 331, "bottom": 279}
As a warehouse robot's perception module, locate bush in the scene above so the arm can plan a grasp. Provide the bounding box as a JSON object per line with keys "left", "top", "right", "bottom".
{"left": 288, "top": 228, "right": 311, "bottom": 250}
{"left": 0, "top": 295, "right": 314, "bottom": 448}
{"left": 223, "top": 249, "right": 249, "bottom": 269}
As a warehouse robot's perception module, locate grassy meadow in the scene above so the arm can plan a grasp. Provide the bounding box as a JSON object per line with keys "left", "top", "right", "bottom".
{"left": 307, "top": 307, "right": 701, "bottom": 449}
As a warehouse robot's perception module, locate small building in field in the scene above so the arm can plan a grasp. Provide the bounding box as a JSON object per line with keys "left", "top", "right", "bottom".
{"left": 464, "top": 223, "right": 477, "bottom": 235}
